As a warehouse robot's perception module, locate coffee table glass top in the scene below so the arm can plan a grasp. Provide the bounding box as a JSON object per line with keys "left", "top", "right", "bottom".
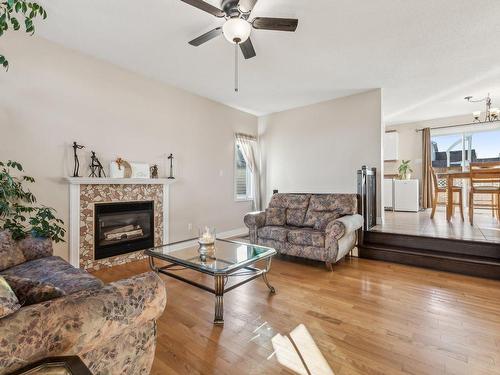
{"left": 146, "top": 238, "right": 276, "bottom": 274}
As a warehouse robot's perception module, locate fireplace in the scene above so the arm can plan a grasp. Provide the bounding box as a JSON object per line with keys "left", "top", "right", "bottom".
{"left": 94, "top": 201, "right": 154, "bottom": 260}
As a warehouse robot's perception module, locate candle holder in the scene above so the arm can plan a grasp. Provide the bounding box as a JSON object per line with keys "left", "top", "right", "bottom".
{"left": 198, "top": 227, "right": 216, "bottom": 260}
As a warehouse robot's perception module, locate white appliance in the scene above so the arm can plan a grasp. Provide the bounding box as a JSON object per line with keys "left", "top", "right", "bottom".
{"left": 383, "top": 178, "right": 394, "bottom": 210}
{"left": 394, "top": 179, "right": 419, "bottom": 212}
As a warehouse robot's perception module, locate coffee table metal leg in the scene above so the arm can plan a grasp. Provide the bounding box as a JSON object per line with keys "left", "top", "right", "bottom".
{"left": 214, "top": 274, "right": 224, "bottom": 325}
{"left": 262, "top": 258, "right": 276, "bottom": 293}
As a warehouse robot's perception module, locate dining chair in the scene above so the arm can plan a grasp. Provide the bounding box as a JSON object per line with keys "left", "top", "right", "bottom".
{"left": 431, "top": 167, "right": 464, "bottom": 220}
{"left": 468, "top": 162, "right": 500, "bottom": 225}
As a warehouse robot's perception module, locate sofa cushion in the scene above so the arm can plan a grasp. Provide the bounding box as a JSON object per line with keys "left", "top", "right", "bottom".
{"left": 0, "top": 231, "right": 26, "bottom": 272}
{"left": 269, "top": 193, "right": 311, "bottom": 209}
{"left": 282, "top": 243, "right": 326, "bottom": 262}
{"left": 288, "top": 228, "right": 325, "bottom": 247}
{"left": 0, "top": 256, "right": 103, "bottom": 295}
{"left": 258, "top": 226, "right": 289, "bottom": 242}
{"left": 286, "top": 208, "right": 307, "bottom": 227}
{"left": 304, "top": 194, "right": 358, "bottom": 228}
{"left": 304, "top": 211, "right": 340, "bottom": 228}
{"left": 3, "top": 275, "right": 66, "bottom": 306}
{"left": 0, "top": 276, "right": 20, "bottom": 318}
{"left": 265, "top": 208, "right": 286, "bottom": 226}
{"left": 313, "top": 213, "right": 339, "bottom": 231}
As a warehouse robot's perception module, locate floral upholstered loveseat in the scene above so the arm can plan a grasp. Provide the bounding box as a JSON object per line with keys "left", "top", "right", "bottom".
{"left": 0, "top": 230, "right": 166, "bottom": 375}
{"left": 244, "top": 193, "right": 363, "bottom": 270}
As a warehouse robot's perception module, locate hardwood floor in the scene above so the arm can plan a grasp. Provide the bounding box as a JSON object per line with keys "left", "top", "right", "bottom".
{"left": 92, "top": 256, "right": 500, "bottom": 375}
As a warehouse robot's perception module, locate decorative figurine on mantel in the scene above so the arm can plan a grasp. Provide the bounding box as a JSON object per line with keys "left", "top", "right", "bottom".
{"left": 167, "top": 153, "right": 175, "bottom": 179}
{"left": 150, "top": 164, "right": 159, "bottom": 179}
{"left": 72, "top": 141, "right": 85, "bottom": 177}
{"left": 89, "top": 151, "right": 106, "bottom": 178}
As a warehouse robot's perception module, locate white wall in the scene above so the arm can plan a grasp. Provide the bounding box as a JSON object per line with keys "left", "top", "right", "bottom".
{"left": 259, "top": 89, "right": 384, "bottom": 218}
{"left": 0, "top": 34, "right": 257, "bottom": 260}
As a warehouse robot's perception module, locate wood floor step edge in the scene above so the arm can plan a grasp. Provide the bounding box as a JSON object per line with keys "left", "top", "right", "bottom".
{"left": 363, "top": 231, "right": 500, "bottom": 259}
{"left": 359, "top": 243, "right": 500, "bottom": 266}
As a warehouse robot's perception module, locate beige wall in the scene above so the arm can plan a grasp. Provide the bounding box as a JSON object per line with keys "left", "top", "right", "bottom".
{"left": 259, "top": 89, "right": 384, "bottom": 218}
{"left": 0, "top": 34, "right": 257, "bottom": 260}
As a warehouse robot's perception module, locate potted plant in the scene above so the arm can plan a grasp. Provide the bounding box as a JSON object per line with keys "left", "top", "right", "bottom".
{"left": 0, "top": 0, "right": 47, "bottom": 71}
{"left": 398, "top": 160, "right": 413, "bottom": 180}
{"left": 0, "top": 160, "right": 65, "bottom": 242}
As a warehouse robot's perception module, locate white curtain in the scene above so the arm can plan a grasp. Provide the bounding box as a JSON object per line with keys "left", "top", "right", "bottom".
{"left": 235, "top": 133, "right": 261, "bottom": 211}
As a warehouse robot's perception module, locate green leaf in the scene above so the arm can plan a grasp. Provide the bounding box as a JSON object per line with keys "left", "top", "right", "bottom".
{"left": 7, "top": 0, "right": 15, "bottom": 6}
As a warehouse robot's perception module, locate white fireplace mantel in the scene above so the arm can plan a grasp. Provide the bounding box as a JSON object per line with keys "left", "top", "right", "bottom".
{"left": 66, "top": 177, "right": 175, "bottom": 268}
{"left": 66, "top": 177, "right": 175, "bottom": 185}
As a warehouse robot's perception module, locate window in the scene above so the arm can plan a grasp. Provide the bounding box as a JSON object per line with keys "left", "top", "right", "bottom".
{"left": 234, "top": 143, "right": 253, "bottom": 201}
{"left": 431, "top": 128, "right": 500, "bottom": 170}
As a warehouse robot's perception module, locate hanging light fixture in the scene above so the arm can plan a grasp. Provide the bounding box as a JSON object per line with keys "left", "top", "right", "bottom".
{"left": 465, "top": 93, "right": 499, "bottom": 123}
{"left": 222, "top": 18, "right": 252, "bottom": 92}
{"left": 222, "top": 18, "right": 252, "bottom": 44}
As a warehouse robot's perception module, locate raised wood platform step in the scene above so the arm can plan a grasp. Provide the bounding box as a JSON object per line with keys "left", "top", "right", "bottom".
{"left": 359, "top": 231, "right": 500, "bottom": 280}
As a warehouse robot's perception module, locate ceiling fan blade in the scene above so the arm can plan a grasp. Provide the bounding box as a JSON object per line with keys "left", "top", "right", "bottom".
{"left": 240, "top": 38, "right": 256, "bottom": 59}
{"left": 252, "top": 17, "right": 298, "bottom": 32}
{"left": 188, "top": 27, "right": 222, "bottom": 46}
{"left": 180, "top": 0, "right": 225, "bottom": 18}
{"left": 238, "top": 0, "right": 258, "bottom": 13}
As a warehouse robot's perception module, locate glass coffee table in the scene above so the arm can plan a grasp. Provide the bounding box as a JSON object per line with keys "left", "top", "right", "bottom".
{"left": 145, "top": 238, "right": 277, "bottom": 324}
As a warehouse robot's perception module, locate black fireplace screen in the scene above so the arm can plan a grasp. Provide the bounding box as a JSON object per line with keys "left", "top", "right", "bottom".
{"left": 94, "top": 201, "right": 154, "bottom": 260}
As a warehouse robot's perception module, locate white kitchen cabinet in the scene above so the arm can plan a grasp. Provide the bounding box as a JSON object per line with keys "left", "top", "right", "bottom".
{"left": 384, "top": 131, "right": 399, "bottom": 161}
{"left": 383, "top": 178, "right": 394, "bottom": 209}
{"left": 394, "top": 179, "right": 419, "bottom": 212}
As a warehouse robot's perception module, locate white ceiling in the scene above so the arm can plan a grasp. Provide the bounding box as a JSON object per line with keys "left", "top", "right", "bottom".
{"left": 35, "top": 0, "right": 500, "bottom": 124}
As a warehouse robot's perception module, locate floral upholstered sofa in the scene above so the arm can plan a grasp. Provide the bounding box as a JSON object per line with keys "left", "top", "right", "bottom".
{"left": 244, "top": 193, "right": 363, "bottom": 270}
{"left": 0, "top": 230, "right": 166, "bottom": 375}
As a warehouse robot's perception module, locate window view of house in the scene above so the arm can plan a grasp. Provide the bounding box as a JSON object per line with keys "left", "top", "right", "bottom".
{"left": 432, "top": 128, "right": 500, "bottom": 169}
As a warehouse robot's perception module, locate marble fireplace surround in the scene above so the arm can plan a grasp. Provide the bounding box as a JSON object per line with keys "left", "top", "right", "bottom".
{"left": 66, "top": 177, "right": 174, "bottom": 271}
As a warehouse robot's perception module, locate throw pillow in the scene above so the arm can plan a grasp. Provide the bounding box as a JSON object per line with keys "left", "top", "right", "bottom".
{"left": 313, "top": 212, "right": 341, "bottom": 231}
{"left": 0, "top": 276, "right": 21, "bottom": 318}
{"left": 3, "top": 275, "right": 66, "bottom": 306}
{"left": 265, "top": 208, "right": 286, "bottom": 226}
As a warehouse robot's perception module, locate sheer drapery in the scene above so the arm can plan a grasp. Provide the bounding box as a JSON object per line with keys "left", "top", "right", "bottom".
{"left": 235, "top": 133, "right": 261, "bottom": 210}
{"left": 422, "top": 127, "right": 433, "bottom": 209}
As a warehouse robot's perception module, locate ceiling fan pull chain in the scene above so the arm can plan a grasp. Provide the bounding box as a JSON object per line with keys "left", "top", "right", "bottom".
{"left": 234, "top": 43, "right": 239, "bottom": 92}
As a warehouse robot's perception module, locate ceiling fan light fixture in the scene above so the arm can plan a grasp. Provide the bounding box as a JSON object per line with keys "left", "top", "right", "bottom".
{"left": 223, "top": 18, "right": 252, "bottom": 44}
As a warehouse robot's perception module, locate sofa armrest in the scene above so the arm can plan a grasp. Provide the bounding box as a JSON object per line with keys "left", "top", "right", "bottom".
{"left": 244, "top": 211, "right": 266, "bottom": 244}
{"left": 244, "top": 211, "right": 266, "bottom": 229}
{"left": 324, "top": 214, "right": 363, "bottom": 263}
{"left": 325, "top": 214, "right": 363, "bottom": 240}
{"left": 0, "top": 271, "right": 166, "bottom": 375}
{"left": 18, "top": 236, "right": 53, "bottom": 261}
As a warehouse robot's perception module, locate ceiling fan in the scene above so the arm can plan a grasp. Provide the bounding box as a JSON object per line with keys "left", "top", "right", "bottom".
{"left": 182, "top": 0, "right": 298, "bottom": 59}
{"left": 180, "top": 0, "right": 299, "bottom": 91}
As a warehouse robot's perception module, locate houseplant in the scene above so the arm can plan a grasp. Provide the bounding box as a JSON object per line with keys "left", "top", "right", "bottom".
{"left": 0, "top": 0, "right": 47, "bottom": 70}
{"left": 0, "top": 160, "right": 65, "bottom": 242}
{"left": 398, "top": 160, "right": 413, "bottom": 180}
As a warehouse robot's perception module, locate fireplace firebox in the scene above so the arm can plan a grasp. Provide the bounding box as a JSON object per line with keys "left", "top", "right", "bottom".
{"left": 94, "top": 201, "right": 154, "bottom": 260}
